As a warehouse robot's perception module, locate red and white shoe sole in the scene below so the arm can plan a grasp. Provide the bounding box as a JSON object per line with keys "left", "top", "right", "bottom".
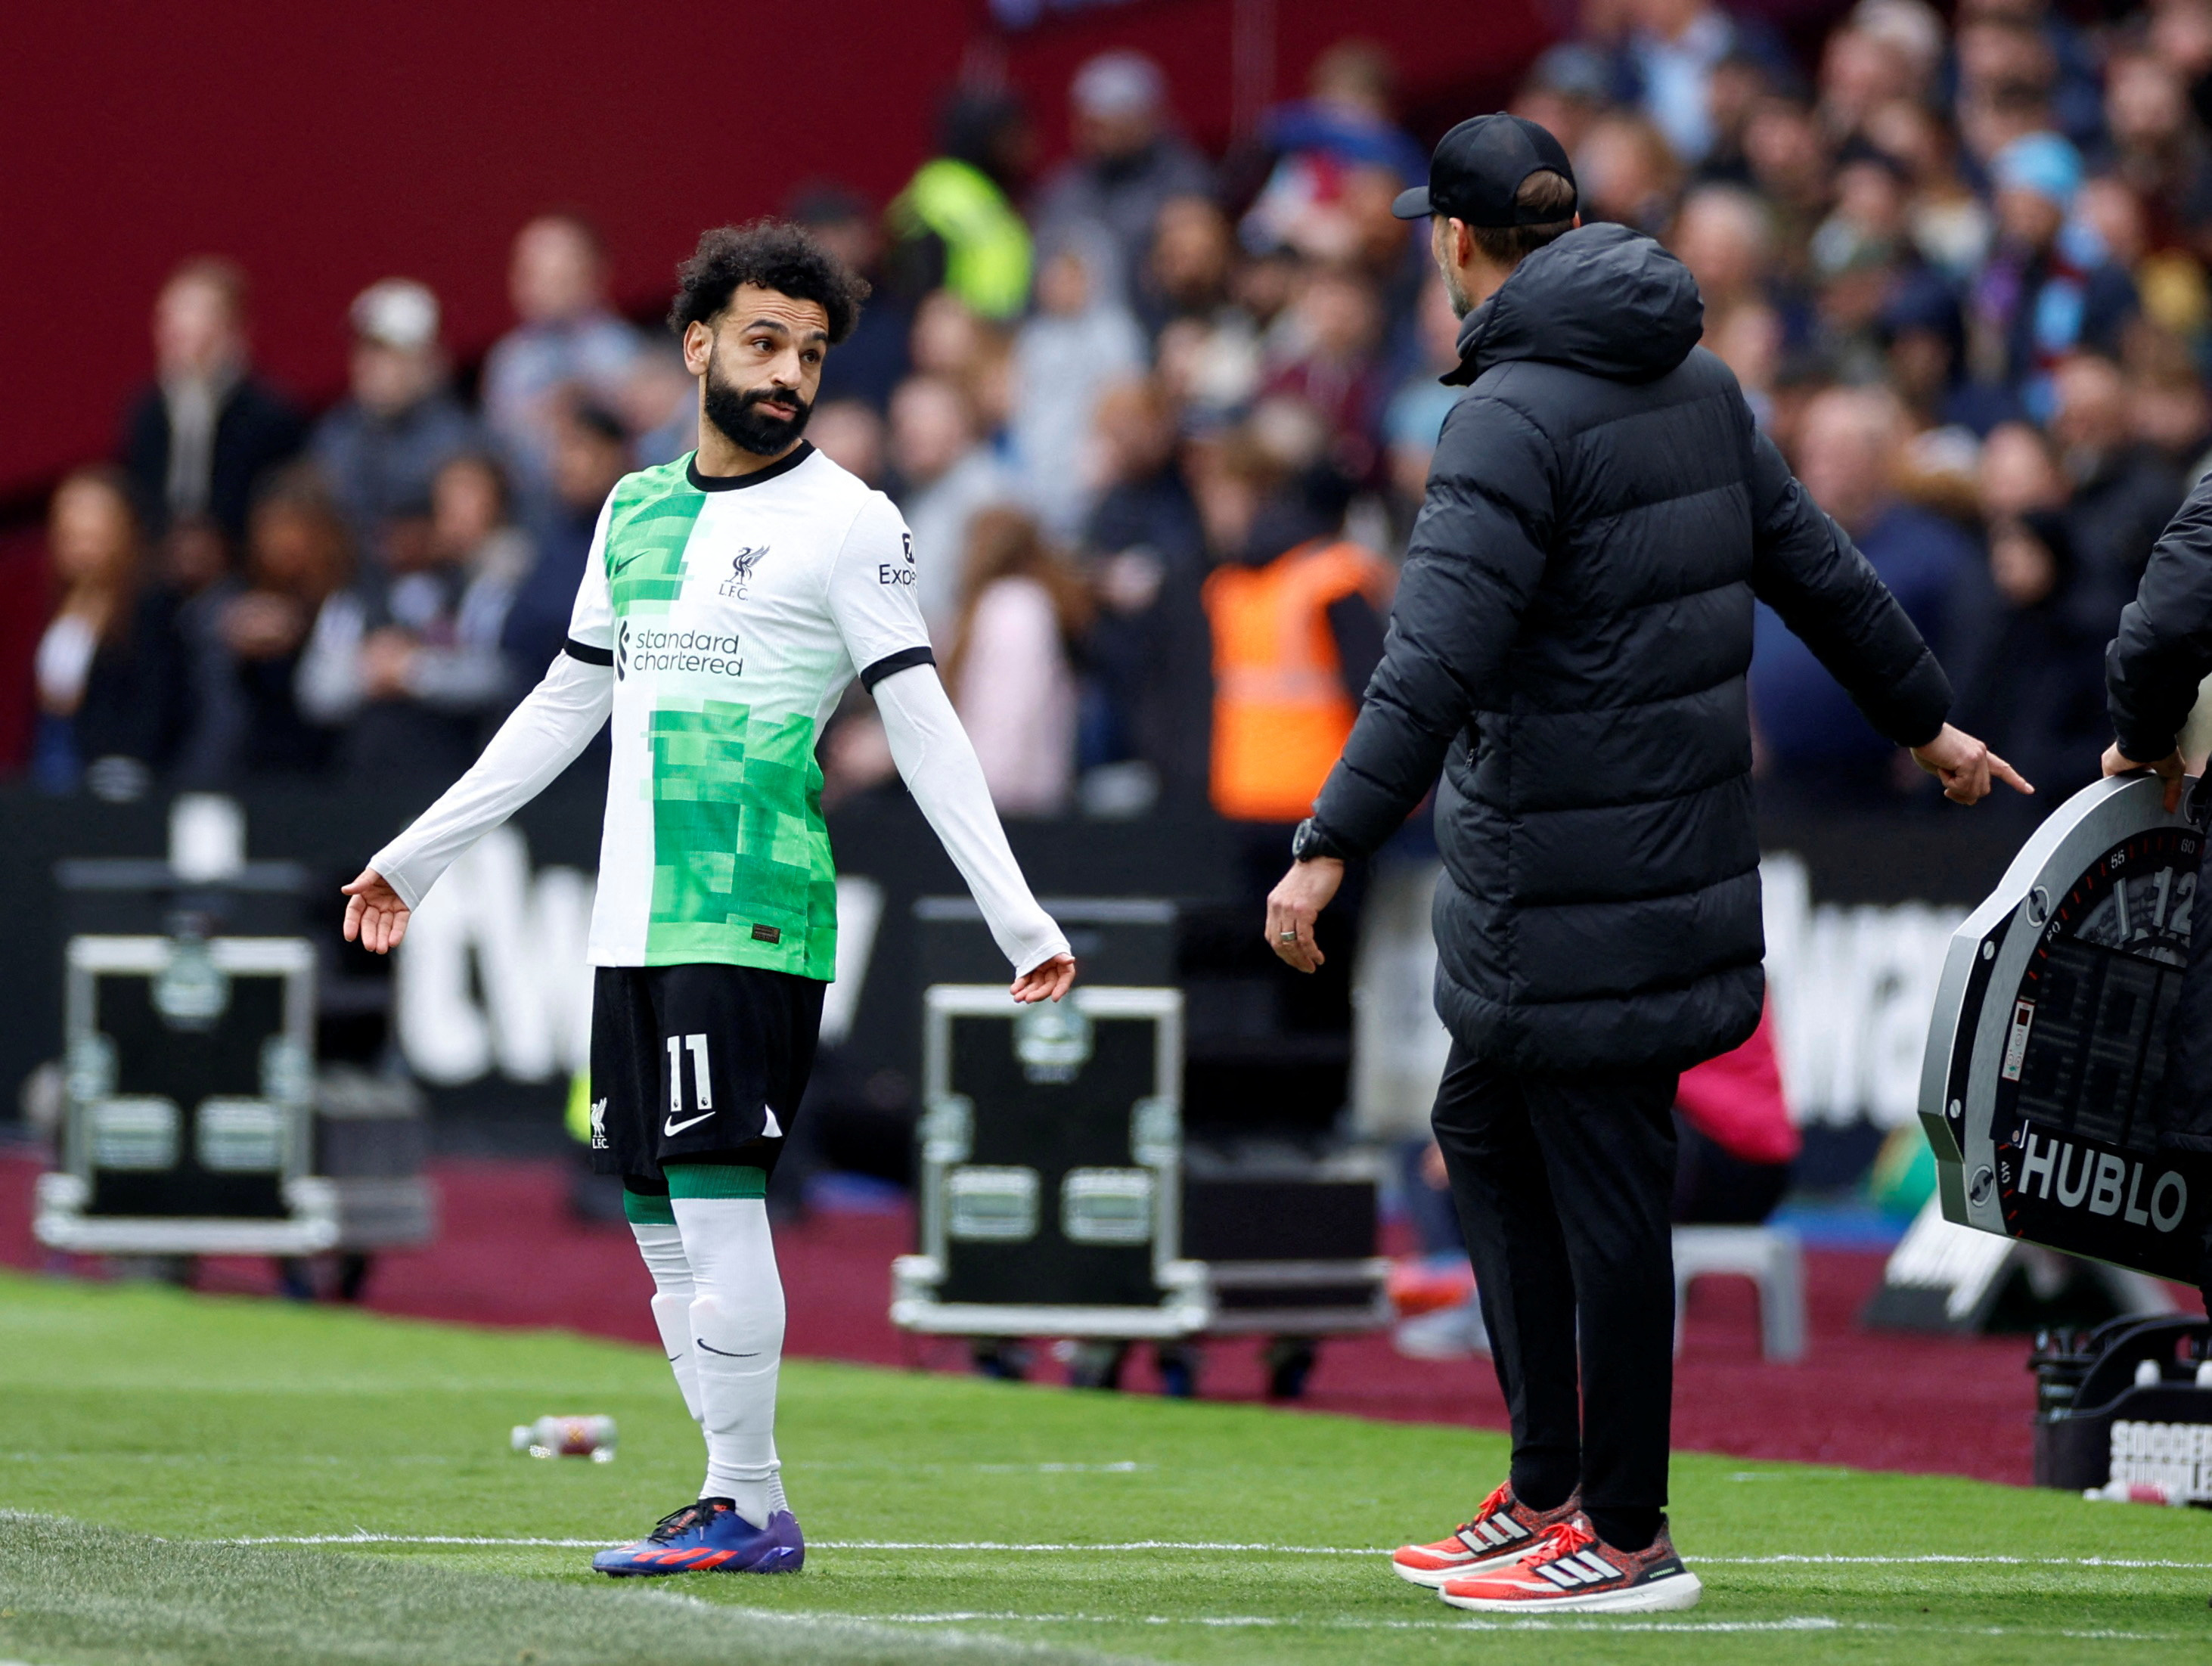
{"left": 1438, "top": 1568, "right": 1703, "bottom": 1613}
{"left": 1390, "top": 1544, "right": 1545, "bottom": 1589}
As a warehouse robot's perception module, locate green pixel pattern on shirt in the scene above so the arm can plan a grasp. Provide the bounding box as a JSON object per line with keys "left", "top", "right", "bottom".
{"left": 644, "top": 700, "right": 837, "bottom": 978}
{"left": 606, "top": 461, "right": 704, "bottom": 617}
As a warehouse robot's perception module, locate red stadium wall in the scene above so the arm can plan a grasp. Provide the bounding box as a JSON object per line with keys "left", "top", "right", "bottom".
{"left": 0, "top": 0, "right": 1554, "bottom": 504}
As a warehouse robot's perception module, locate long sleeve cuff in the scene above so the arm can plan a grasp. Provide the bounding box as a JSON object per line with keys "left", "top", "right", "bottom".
{"left": 872, "top": 662, "right": 1070, "bottom": 975}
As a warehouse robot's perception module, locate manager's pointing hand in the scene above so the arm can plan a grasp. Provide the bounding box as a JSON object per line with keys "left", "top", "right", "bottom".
{"left": 1911, "top": 723, "right": 2034, "bottom": 805}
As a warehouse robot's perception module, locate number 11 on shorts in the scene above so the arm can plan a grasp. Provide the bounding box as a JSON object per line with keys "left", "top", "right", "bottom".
{"left": 666, "top": 1033, "right": 713, "bottom": 1116}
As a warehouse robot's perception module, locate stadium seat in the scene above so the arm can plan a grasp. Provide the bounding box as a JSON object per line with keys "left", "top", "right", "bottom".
{"left": 1671, "top": 1224, "right": 1806, "bottom": 1363}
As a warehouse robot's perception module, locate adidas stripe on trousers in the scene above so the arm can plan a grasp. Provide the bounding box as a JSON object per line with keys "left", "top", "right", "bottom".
{"left": 1429, "top": 1045, "right": 1680, "bottom": 1552}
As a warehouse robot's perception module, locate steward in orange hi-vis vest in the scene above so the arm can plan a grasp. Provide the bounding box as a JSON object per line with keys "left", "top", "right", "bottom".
{"left": 1204, "top": 538, "right": 1394, "bottom": 823}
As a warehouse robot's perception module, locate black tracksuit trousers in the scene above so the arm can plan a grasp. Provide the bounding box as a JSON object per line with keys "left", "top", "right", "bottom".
{"left": 1430, "top": 1043, "right": 1680, "bottom": 1551}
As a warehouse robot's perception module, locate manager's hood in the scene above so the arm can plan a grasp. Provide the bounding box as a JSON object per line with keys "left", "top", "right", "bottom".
{"left": 1445, "top": 222, "right": 1705, "bottom": 387}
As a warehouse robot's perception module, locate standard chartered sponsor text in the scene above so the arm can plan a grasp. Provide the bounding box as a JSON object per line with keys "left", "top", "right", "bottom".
{"left": 631, "top": 626, "right": 743, "bottom": 676}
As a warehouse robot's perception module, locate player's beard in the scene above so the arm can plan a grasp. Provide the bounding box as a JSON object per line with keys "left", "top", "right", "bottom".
{"left": 702, "top": 347, "right": 813, "bottom": 456}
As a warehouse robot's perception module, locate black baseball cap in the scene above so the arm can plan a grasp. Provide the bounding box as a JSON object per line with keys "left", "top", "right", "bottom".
{"left": 1391, "top": 113, "right": 1578, "bottom": 227}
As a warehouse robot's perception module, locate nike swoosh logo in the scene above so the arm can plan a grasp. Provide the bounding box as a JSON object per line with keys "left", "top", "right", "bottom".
{"left": 696, "top": 1340, "right": 762, "bottom": 1358}
{"left": 612, "top": 552, "right": 647, "bottom": 574}
{"left": 663, "top": 1111, "right": 715, "bottom": 1136}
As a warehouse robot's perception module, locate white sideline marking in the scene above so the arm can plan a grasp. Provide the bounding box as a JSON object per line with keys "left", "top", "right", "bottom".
{"left": 858, "top": 1612, "right": 1845, "bottom": 1633}
{"left": 697, "top": 1610, "right": 2204, "bottom": 1643}
{"left": 1705, "top": 1554, "right": 2212, "bottom": 1570}
{"left": 227, "top": 1534, "right": 618, "bottom": 1547}
{"left": 222, "top": 1533, "right": 2212, "bottom": 1570}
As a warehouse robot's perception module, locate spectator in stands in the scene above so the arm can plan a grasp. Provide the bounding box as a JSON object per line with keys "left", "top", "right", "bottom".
{"left": 886, "top": 91, "right": 1035, "bottom": 320}
{"left": 1878, "top": 267, "right": 2012, "bottom": 440}
{"left": 1202, "top": 439, "right": 1389, "bottom": 831}
{"left": 1808, "top": 145, "right": 1916, "bottom": 383}
{"left": 1816, "top": 2, "right": 1943, "bottom": 144}
{"left": 1080, "top": 377, "right": 1211, "bottom": 796}
{"left": 2130, "top": 346, "right": 2212, "bottom": 473}
{"left": 1966, "top": 133, "right": 2138, "bottom": 420}
{"left": 1202, "top": 431, "right": 1390, "bottom": 1042}
{"left": 1258, "top": 268, "right": 1388, "bottom": 482}
{"left": 1949, "top": 505, "right": 2108, "bottom": 807}
{"left": 1863, "top": 94, "right": 1992, "bottom": 280}
{"left": 2050, "top": 351, "right": 2187, "bottom": 625}
{"left": 1751, "top": 386, "right": 1977, "bottom": 803}
{"left": 480, "top": 214, "right": 644, "bottom": 517}
{"left": 1673, "top": 185, "right": 1775, "bottom": 325}
{"left": 2103, "top": 45, "right": 2212, "bottom": 246}
{"left": 1149, "top": 199, "right": 1264, "bottom": 419}
{"left": 1010, "top": 229, "right": 1144, "bottom": 538}
{"left": 945, "top": 507, "right": 1088, "bottom": 816}
{"left": 209, "top": 467, "right": 352, "bottom": 777}
{"left": 888, "top": 374, "right": 1016, "bottom": 641}
{"left": 1136, "top": 192, "right": 1236, "bottom": 337}
{"left": 617, "top": 343, "right": 700, "bottom": 468}
{"left": 807, "top": 399, "right": 887, "bottom": 489}
{"left": 1032, "top": 51, "right": 1212, "bottom": 314}
{"left": 33, "top": 467, "right": 187, "bottom": 797}
{"left": 790, "top": 185, "right": 910, "bottom": 413}
{"left": 310, "top": 279, "right": 479, "bottom": 556}
{"left": 1575, "top": 110, "right": 1687, "bottom": 236}
{"left": 906, "top": 289, "right": 1019, "bottom": 448}
{"left": 498, "top": 401, "right": 632, "bottom": 681}
{"left": 1241, "top": 40, "right": 1429, "bottom": 259}
{"left": 120, "top": 257, "right": 303, "bottom": 544}
{"left": 1623, "top": 0, "right": 1785, "bottom": 167}
{"left": 300, "top": 452, "right": 530, "bottom": 782}
{"left": 1740, "top": 96, "right": 1835, "bottom": 276}
{"left": 1511, "top": 42, "right": 1616, "bottom": 163}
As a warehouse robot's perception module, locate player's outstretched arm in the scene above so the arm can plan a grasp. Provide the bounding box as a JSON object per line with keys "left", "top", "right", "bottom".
{"left": 871, "top": 662, "right": 1075, "bottom": 1003}
{"left": 341, "top": 647, "right": 613, "bottom": 952}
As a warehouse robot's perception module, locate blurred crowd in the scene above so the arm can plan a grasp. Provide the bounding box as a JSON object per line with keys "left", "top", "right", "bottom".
{"left": 32, "top": 2, "right": 2212, "bottom": 822}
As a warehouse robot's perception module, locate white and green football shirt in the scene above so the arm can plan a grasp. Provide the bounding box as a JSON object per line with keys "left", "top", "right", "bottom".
{"left": 563, "top": 442, "right": 930, "bottom": 979}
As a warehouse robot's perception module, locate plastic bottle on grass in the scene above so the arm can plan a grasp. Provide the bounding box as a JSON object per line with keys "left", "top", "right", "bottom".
{"left": 511, "top": 1415, "right": 617, "bottom": 1461}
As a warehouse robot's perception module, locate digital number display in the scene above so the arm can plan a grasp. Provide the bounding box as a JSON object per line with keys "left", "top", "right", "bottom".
{"left": 2006, "top": 828, "right": 2198, "bottom": 1156}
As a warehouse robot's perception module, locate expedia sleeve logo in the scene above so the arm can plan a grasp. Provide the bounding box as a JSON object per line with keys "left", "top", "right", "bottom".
{"left": 881, "top": 533, "right": 918, "bottom": 588}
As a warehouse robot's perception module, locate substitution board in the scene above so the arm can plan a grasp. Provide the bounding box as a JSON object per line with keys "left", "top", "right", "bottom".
{"left": 1920, "top": 773, "right": 2210, "bottom": 1283}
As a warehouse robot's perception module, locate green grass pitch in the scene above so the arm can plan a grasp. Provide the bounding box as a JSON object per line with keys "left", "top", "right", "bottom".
{"left": 0, "top": 1270, "right": 2207, "bottom": 1664}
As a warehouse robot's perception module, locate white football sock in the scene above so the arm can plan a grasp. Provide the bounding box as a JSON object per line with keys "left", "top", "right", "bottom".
{"left": 671, "top": 1194, "right": 788, "bottom": 1528}
{"left": 628, "top": 1221, "right": 702, "bottom": 1424}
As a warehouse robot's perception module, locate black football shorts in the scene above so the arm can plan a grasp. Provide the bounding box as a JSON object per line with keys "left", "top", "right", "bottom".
{"left": 588, "top": 963, "right": 826, "bottom": 1187}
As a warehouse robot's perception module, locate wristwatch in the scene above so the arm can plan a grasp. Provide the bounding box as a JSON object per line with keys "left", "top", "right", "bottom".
{"left": 1290, "top": 816, "right": 1349, "bottom": 864}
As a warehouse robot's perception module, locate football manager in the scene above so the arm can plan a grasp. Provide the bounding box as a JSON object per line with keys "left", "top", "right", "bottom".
{"left": 1266, "top": 114, "right": 2029, "bottom": 1615}
{"left": 2102, "top": 476, "right": 2212, "bottom": 1319}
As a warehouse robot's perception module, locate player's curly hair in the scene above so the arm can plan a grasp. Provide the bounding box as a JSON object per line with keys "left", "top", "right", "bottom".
{"left": 668, "top": 219, "right": 870, "bottom": 345}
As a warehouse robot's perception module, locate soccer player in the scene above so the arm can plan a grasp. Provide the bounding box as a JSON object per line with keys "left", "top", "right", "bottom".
{"left": 342, "top": 223, "right": 1075, "bottom": 1576}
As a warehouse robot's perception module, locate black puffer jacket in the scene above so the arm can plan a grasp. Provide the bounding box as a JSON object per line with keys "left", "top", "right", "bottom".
{"left": 1313, "top": 224, "right": 1951, "bottom": 1073}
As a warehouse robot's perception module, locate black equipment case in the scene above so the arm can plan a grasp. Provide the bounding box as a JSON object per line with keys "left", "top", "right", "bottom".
{"left": 889, "top": 899, "right": 1389, "bottom": 1345}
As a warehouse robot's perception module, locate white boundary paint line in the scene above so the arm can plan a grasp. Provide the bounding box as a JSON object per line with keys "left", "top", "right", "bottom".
{"left": 856, "top": 1612, "right": 1850, "bottom": 1633}
{"left": 225, "top": 1534, "right": 619, "bottom": 1547}
{"left": 683, "top": 1608, "right": 2200, "bottom": 1643}
{"left": 216, "top": 1534, "right": 2212, "bottom": 1570}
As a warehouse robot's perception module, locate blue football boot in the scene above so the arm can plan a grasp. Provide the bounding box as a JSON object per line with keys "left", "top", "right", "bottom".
{"left": 591, "top": 1497, "right": 804, "bottom": 1576}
